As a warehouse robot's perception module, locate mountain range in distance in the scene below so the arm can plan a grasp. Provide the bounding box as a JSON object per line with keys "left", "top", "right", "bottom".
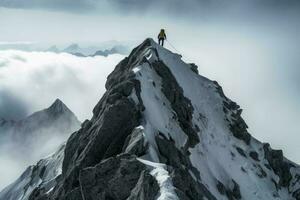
{"left": 0, "top": 41, "right": 130, "bottom": 57}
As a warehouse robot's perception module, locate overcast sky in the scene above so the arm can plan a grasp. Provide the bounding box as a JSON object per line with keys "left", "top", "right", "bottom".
{"left": 0, "top": 0, "right": 300, "bottom": 188}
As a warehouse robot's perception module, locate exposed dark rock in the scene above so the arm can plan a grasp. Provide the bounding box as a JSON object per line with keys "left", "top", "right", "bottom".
{"left": 155, "top": 133, "right": 200, "bottom": 179}
{"left": 189, "top": 63, "right": 199, "bottom": 74}
{"left": 271, "top": 178, "right": 279, "bottom": 191}
{"left": 29, "top": 187, "right": 51, "bottom": 200}
{"left": 292, "top": 174, "right": 300, "bottom": 199}
{"left": 241, "top": 167, "right": 247, "bottom": 173}
{"left": 152, "top": 81, "right": 156, "bottom": 87}
{"left": 213, "top": 81, "right": 230, "bottom": 102}
{"left": 123, "top": 127, "right": 148, "bottom": 157}
{"left": 152, "top": 60, "right": 200, "bottom": 148}
{"left": 230, "top": 151, "right": 236, "bottom": 158}
{"left": 171, "top": 168, "right": 217, "bottom": 200}
{"left": 155, "top": 134, "right": 217, "bottom": 200}
{"left": 127, "top": 170, "right": 159, "bottom": 200}
{"left": 293, "top": 189, "right": 300, "bottom": 200}
{"left": 79, "top": 154, "right": 148, "bottom": 200}
{"left": 249, "top": 151, "right": 260, "bottom": 161}
{"left": 264, "top": 163, "right": 272, "bottom": 170}
{"left": 263, "top": 143, "right": 292, "bottom": 187}
{"left": 255, "top": 164, "right": 267, "bottom": 178}
{"left": 231, "top": 180, "right": 242, "bottom": 200}
{"left": 217, "top": 181, "right": 226, "bottom": 195}
{"left": 214, "top": 81, "right": 251, "bottom": 145}
{"left": 236, "top": 147, "right": 246, "bottom": 157}
{"left": 216, "top": 180, "right": 241, "bottom": 200}
{"left": 229, "top": 119, "right": 251, "bottom": 145}
{"left": 59, "top": 97, "right": 141, "bottom": 197}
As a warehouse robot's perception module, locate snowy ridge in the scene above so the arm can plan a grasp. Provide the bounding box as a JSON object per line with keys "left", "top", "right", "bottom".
{"left": 137, "top": 158, "right": 179, "bottom": 200}
{"left": 4, "top": 38, "right": 300, "bottom": 200}
{"left": 130, "top": 39, "right": 300, "bottom": 199}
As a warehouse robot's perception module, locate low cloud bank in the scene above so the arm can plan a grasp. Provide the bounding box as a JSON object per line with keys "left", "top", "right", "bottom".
{"left": 0, "top": 51, "right": 124, "bottom": 190}
{"left": 0, "top": 50, "right": 124, "bottom": 121}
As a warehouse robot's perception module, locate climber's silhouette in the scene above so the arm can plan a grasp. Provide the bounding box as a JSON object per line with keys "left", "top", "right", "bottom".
{"left": 158, "top": 29, "right": 167, "bottom": 46}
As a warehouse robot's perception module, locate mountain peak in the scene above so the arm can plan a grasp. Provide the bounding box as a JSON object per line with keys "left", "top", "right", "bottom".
{"left": 3, "top": 38, "right": 300, "bottom": 200}
{"left": 24, "top": 98, "right": 78, "bottom": 124}
{"left": 47, "top": 98, "right": 70, "bottom": 114}
{"left": 52, "top": 98, "right": 64, "bottom": 106}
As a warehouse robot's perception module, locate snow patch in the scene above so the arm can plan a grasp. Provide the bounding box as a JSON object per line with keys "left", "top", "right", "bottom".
{"left": 137, "top": 158, "right": 179, "bottom": 200}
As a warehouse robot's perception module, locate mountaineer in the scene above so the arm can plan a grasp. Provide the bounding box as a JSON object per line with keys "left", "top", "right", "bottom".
{"left": 158, "top": 29, "right": 167, "bottom": 46}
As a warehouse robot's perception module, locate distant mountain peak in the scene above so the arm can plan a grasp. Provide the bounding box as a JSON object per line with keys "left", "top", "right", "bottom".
{"left": 49, "top": 98, "right": 67, "bottom": 111}
{"left": 22, "top": 98, "right": 80, "bottom": 129}
{"left": 41, "top": 98, "right": 74, "bottom": 118}
{"left": 63, "top": 43, "right": 80, "bottom": 53}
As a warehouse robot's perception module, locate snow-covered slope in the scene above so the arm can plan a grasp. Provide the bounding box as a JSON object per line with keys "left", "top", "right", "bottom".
{"left": 0, "top": 144, "right": 65, "bottom": 200}
{"left": 4, "top": 38, "right": 300, "bottom": 200}
{"left": 132, "top": 39, "right": 300, "bottom": 200}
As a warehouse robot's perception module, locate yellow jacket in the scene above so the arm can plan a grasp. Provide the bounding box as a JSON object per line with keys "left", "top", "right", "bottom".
{"left": 158, "top": 30, "right": 167, "bottom": 39}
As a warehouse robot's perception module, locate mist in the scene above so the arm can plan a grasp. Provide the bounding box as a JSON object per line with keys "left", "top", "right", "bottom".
{"left": 0, "top": 50, "right": 124, "bottom": 121}
{"left": 0, "top": 127, "right": 70, "bottom": 190}
{"left": 0, "top": 51, "right": 124, "bottom": 189}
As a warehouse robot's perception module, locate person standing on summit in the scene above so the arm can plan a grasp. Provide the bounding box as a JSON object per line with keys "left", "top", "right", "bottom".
{"left": 158, "top": 29, "right": 167, "bottom": 46}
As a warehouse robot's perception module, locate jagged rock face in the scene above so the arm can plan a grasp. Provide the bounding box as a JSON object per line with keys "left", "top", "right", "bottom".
{"left": 5, "top": 38, "right": 300, "bottom": 200}
{"left": 263, "top": 143, "right": 293, "bottom": 187}
{"left": 79, "top": 154, "right": 157, "bottom": 200}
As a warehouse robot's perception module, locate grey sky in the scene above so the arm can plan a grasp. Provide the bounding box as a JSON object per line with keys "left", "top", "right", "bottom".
{"left": 1, "top": 0, "right": 300, "bottom": 13}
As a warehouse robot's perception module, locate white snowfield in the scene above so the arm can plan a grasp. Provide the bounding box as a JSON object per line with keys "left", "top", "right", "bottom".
{"left": 131, "top": 39, "right": 300, "bottom": 200}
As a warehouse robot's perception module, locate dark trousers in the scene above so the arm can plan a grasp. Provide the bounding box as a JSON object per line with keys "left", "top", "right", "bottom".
{"left": 159, "top": 38, "right": 165, "bottom": 46}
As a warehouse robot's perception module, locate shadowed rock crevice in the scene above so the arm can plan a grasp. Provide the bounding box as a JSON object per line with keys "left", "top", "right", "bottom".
{"left": 216, "top": 180, "right": 241, "bottom": 200}
{"left": 152, "top": 60, "right": 200, "bottom": 148}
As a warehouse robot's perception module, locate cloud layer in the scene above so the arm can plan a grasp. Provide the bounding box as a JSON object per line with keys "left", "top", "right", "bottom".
{"left": 0, "top": 50, "right": 125, "bottom": 190}
{"left": 0, "top": 50, "right": 124, "bottom": 121}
